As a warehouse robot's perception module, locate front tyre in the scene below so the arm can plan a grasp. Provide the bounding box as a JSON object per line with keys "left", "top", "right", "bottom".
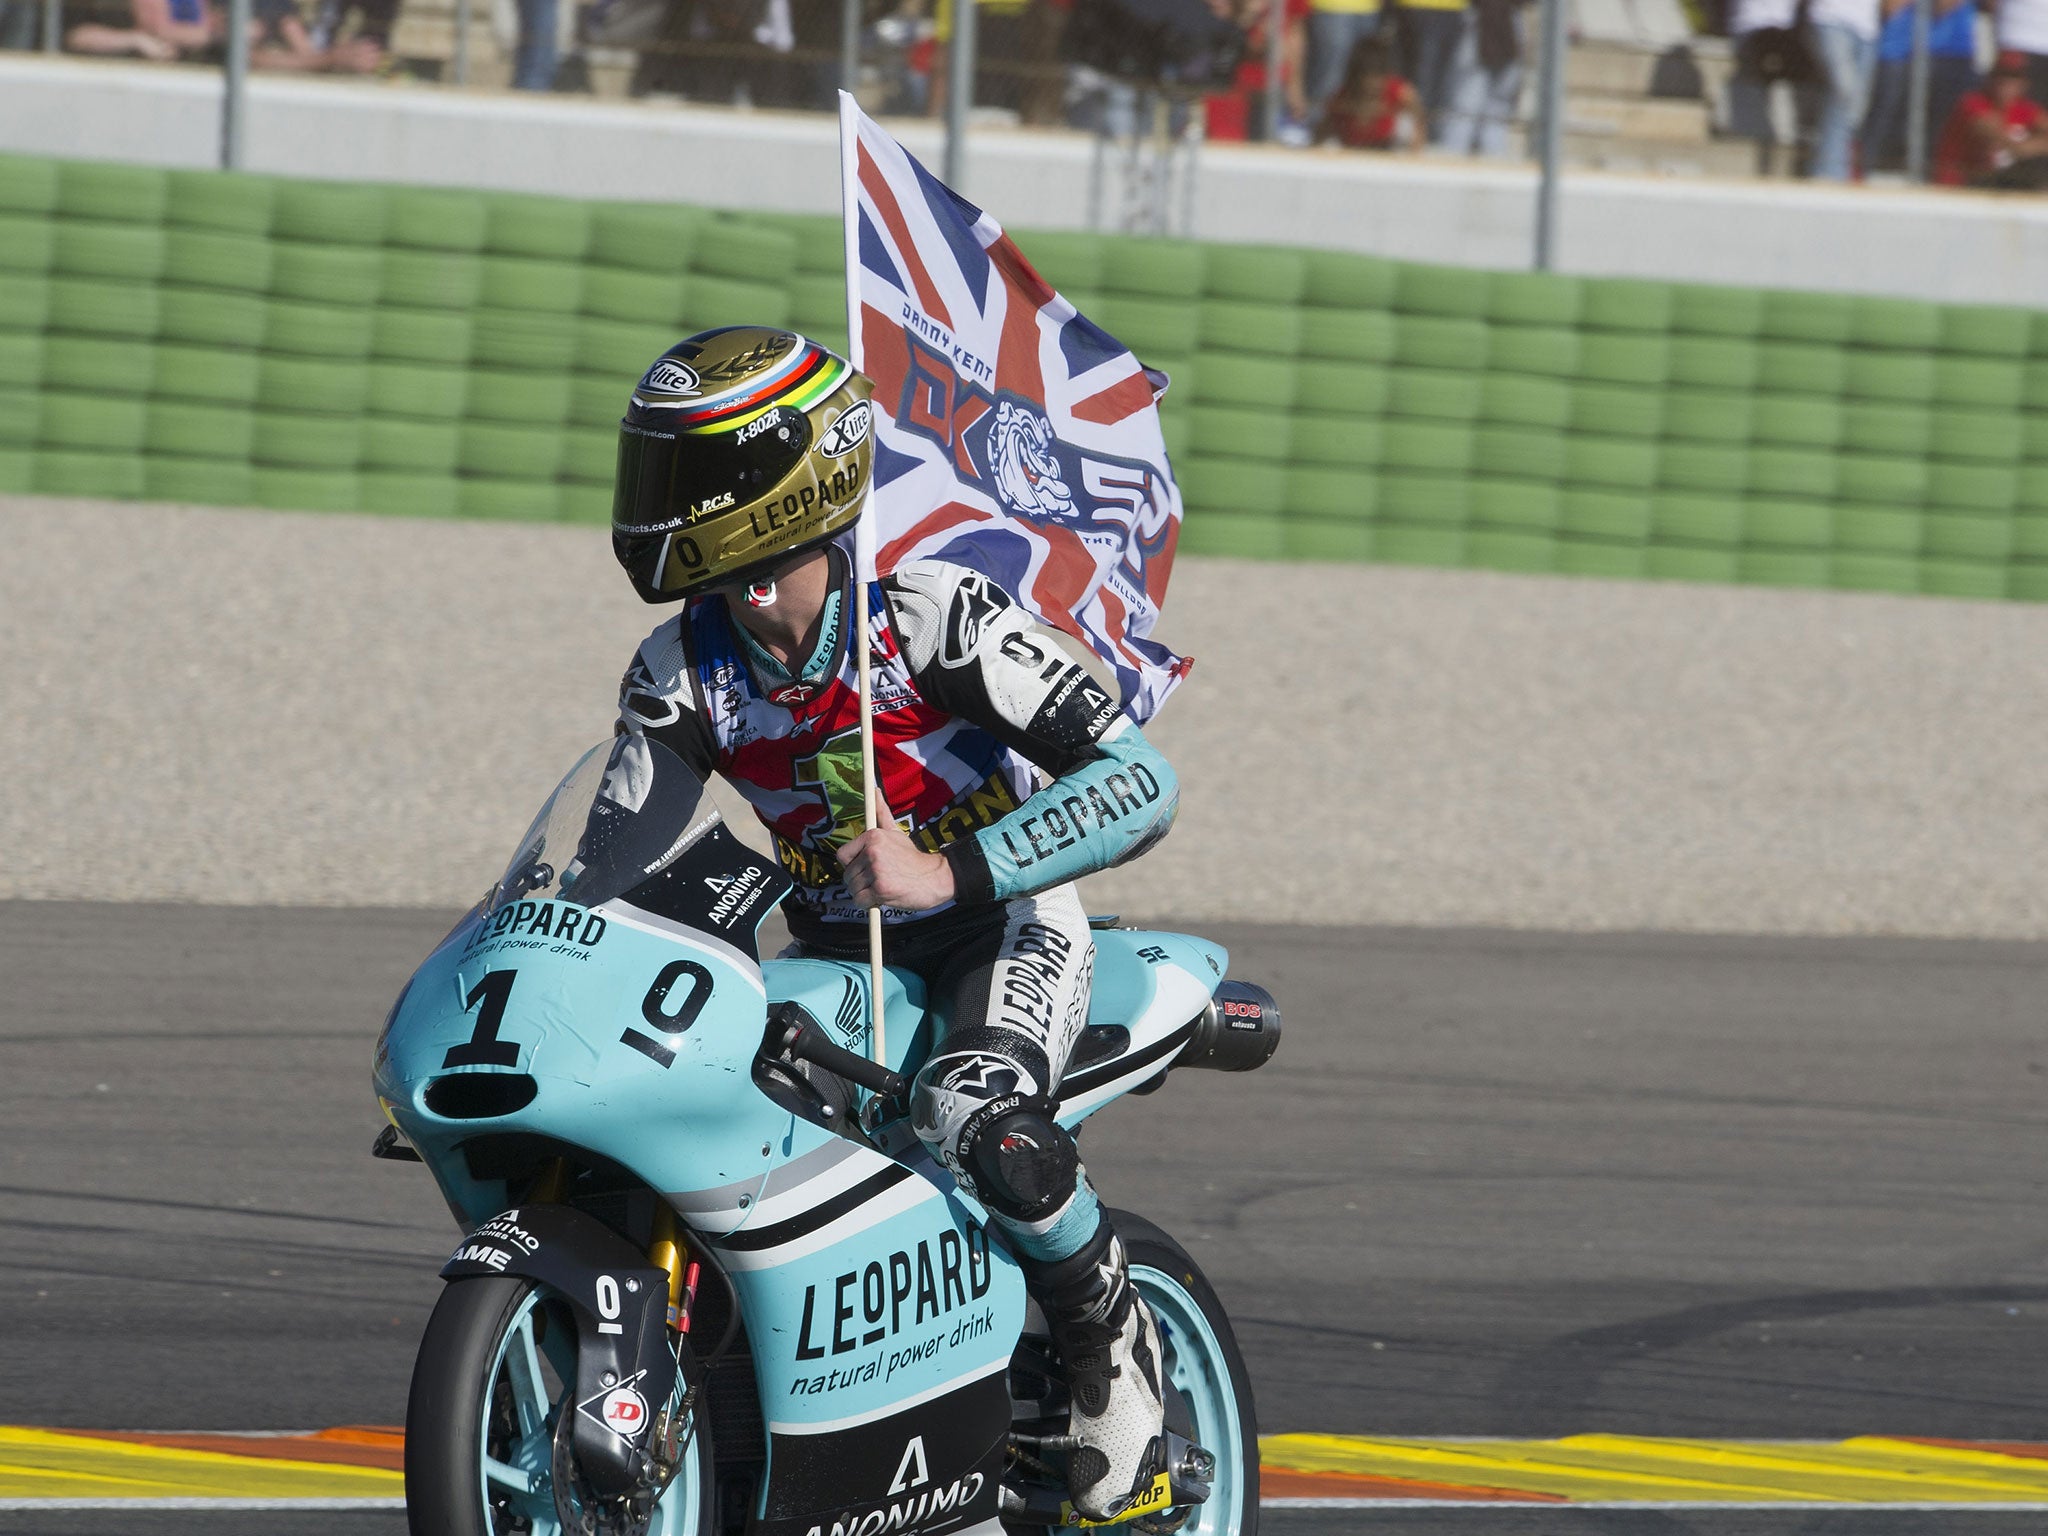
{"left": 1115, "top": 1210, "right": 1259, "bottom": 1536}
{"left": 405, "top": 1276, "right": 712, "bottom": 1536}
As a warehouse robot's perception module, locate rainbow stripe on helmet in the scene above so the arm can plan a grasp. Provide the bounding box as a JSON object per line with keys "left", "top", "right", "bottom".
{"left": 672, "top": 338, "right": 852, "bottom": 435}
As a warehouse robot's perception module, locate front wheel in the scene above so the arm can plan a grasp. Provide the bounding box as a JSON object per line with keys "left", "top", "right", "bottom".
{"left": 404, "top": 1276, "right": 712, "bottom": 1536}
{"left": 1119, "top": 1210, "right": 1259, "bottom": 1536}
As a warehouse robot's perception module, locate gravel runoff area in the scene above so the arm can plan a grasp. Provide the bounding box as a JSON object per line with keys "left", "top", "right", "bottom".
{"left": 6, "top": 492, "right": 2048, "bottom": 937}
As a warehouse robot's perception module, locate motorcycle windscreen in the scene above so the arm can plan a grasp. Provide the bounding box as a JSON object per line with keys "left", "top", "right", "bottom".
{"left": 488, "top": 735, "right": 718, "bottom": 915}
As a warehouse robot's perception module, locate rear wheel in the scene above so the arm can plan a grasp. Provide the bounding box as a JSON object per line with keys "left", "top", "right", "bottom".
{"left": 405, "top": 1276, "right": 712, "bottom": 1536}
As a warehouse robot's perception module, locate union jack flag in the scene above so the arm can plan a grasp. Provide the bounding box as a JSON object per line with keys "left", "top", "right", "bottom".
{"left": 837, "top": 94, "right": 1191, "bottom": 725}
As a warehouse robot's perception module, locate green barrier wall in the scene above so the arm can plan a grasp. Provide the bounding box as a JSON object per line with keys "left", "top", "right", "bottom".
{"left": 4, "top": 151, "right": 2048, "bottom": 600}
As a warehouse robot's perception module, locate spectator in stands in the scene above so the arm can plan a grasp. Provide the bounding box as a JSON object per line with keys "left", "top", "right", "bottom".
{"left": 1393, "top": 0, "right": 1469, "bottom": 135}
{"left": 1727, "top": 0, "right": 1817, "bottom": 174}
{"left": 630, "top": 0, "right": 799, "bottom": 105}
{"left": 253, "top": 0, "right": 380, "bottom": 67}
{"left": 307, "top": 0, "right": 393, "bottom": 70}
{"left": 510, "top": 0, "right": 558, "bottom": 87}
{"left": 1936, "top": 46, "right": 2048, "bottom": 182}
{"left": 1862, "top": 0, "right": 1978, "bottom": 172}
{"left": 66, "top": 0, "right": 378, "bottom": 64}
{"left": 1437, "top": 0, "right": 1525, "bottom": 153}
{"left": 66, "top": 0, "right": 209, "bottom": 59}
{"left": 1806, "top": 0, "right": 1882, "bottom": 177}
{"left": 1308, "top": 0, "right": 1383, "bottom": 120}
{"left": 871, "top": 0, "right": 938, "bottom": 113}
{"left": 1315, "top": 33, "right": 1424, "bottom": 144}
{"left": 1994, "top": 0, "right": 2048, "bottom": 100}
{"left": 1205, "top": 0, "right": 1311, "bottom": 142}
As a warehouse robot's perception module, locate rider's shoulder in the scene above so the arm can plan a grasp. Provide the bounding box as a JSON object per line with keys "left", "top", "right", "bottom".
{"left": 883, "top": 558, "right": 1017, "bottom": 605}
{"left": 882, "top": 560, "right": 1027, "bottom": 672}
{"left": 630, "top": 611, "right": 693, "bottom": 674}
{"left": 618, "top": 612, "right": 695, "bottom": 720}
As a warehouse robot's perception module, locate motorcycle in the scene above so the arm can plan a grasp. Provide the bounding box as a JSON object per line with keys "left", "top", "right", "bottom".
{"left": 373, "top": 732, "right": 1281, "bottom": 1536}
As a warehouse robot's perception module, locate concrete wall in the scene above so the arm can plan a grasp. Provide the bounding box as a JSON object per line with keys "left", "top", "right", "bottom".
{"left": 7, "top": 54, "right": 2048, "bottom": 305}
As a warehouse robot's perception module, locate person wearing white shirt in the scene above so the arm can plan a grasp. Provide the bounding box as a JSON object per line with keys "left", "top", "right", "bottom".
{"left": 1807, "top": 0, "right": 1884, "bottom": 176}
{"left": 1996, "top": 0, "right": 2048, "bottom": 99}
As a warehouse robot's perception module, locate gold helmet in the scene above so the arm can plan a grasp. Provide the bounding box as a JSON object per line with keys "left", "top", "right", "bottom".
{"left": 611, "top": 327, "right": 875, "bottom": 604}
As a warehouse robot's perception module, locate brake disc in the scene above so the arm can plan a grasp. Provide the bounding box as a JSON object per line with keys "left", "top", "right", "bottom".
{"left": 550, "top": 1407, "right": 653, "bottom": 1536}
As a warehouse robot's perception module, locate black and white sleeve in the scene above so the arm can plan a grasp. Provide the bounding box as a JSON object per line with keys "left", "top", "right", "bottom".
{"left": 881, "top": 560, "right": 1124, "bottom": 777}
{"left": 615, "top": 613, "right": 718, "bottom": 781}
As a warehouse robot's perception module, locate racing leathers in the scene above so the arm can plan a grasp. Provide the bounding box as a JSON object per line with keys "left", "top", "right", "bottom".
{"left": 616, "top": 541, "right": 1179, "bottom": 1517}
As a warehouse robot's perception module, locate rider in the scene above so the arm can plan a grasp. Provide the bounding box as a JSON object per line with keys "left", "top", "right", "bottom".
{"left": 608, "top": 326, "right": 1179, "bottom": 1521}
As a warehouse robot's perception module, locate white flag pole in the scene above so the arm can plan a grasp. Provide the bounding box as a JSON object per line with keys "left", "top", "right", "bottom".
{"left": 839, "top": 91, "right": 889, "bottom": 1076}
{"left": 855, "top": 544, "right": 886, "bottom": 1075}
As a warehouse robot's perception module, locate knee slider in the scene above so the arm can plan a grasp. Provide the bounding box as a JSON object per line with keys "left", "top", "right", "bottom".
{"left": 961, "top": 1097, "right": 1079, "bottom": 1225}
{"left": 911, "top": 1050, "right": 1042, "bottom": 1163}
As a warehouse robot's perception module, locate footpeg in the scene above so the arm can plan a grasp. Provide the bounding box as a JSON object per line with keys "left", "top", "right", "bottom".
{"left": 1001, "top": 1430, "right": 1214, "bottom": 1528}
{"left": 1161, "top": 1430, "right": 1213, "bottom": 1505}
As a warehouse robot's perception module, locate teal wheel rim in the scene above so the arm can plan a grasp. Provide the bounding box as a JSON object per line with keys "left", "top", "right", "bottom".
{"left": 478, "top": 1288, "right": 560, "bottom": 1533}
{"left": 1132, "top": 1263, "right": 1247, "bottom": 1534}
{"left": 477, "top": 1287, "right": 703, "bottom": 1535}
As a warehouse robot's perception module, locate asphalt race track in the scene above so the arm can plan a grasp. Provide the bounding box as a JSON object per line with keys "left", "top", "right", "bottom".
{"left": 4, "top": 900, "right": 2047, "bottom": 1535}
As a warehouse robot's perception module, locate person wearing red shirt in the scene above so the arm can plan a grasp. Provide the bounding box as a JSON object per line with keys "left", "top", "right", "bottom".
{"left": 1315, "top": 36, "right": 1425, "bottom": 146}
{"left": 1206, "top": 0, "right": 1312, "bottom": 141}
{"left": 1936, "top": 48, "right": 2048, "bottom": 185}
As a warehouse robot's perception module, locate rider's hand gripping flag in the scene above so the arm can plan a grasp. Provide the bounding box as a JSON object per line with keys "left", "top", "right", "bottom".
{"left": 835, "top": 93, "right": 1193, "bottom": 1070}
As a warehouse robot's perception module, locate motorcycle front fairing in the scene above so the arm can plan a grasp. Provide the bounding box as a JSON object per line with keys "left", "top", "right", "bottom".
{"left": 373, "top": 736, "right": 1028, "bottom": 1533}
{"left": 373, "top": 736, "right": 801, "bottom": 1237}
{"left": 372, "top": 736, "right": 809, "bottom": 1499}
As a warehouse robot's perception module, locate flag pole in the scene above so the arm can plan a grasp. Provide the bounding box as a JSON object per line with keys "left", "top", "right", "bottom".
{"left": 839, "top": 91, "right": 889, "bottom": 1076}
{"left": 855, "top": 545, "right": 886, "bottom": 1074}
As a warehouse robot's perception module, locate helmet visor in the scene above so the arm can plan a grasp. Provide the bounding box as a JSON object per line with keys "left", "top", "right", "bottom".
{"left": 612, "top": 409, "right": 813, "bottom": 539}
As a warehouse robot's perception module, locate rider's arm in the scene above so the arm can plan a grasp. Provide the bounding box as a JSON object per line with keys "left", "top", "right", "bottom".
{"left": 882, "top": 561, "right": 1178, "bottom": 904}
{"left": 614, "top": 612, "right": 719, "bottom": 777}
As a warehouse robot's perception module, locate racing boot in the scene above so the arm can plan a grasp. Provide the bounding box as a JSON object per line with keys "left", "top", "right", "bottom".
{"left": 1026, "top": 1225, "right": 1167, "bottom": 1522}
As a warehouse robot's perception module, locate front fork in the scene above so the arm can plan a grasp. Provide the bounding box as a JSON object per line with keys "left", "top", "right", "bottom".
{"left": 648, "top": 1203, "right": 701, "bottom": 1336}
{"left": 644, "top": 1203, "right": 703, "bottom": 1490}
{"left": 520, "top": 1159, "right": 698, "bottom": 1334}
{"left": 519, "top": 1160, "right": 704, "bottom": 1496}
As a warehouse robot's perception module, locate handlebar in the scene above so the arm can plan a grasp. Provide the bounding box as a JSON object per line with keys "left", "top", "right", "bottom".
{"left": 768, "top": 1003, "right": 910, "bottom": 1101}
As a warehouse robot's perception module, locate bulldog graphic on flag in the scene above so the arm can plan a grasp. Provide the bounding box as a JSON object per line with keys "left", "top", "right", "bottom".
{"left": 837, "top": 94, "right": 1192, "bottom": 725}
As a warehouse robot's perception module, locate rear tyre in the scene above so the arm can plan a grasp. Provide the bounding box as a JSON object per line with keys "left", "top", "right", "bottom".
{"left": 405, "top": 1275, "right": 712, "bottom": 1536}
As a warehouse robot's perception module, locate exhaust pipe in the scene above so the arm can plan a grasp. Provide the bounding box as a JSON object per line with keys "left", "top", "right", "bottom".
{"left": 1178, "top": 980, "right": 1281, "bottom": 1073}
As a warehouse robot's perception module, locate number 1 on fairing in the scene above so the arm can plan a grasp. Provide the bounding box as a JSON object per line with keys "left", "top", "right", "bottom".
{"left": 443, "top": 969, "right": 521, "bottom": 1069}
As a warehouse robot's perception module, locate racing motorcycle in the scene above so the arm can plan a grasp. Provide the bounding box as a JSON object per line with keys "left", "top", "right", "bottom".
{"left": 373, "top": 733, "right": 1281, "bottom": 1536}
